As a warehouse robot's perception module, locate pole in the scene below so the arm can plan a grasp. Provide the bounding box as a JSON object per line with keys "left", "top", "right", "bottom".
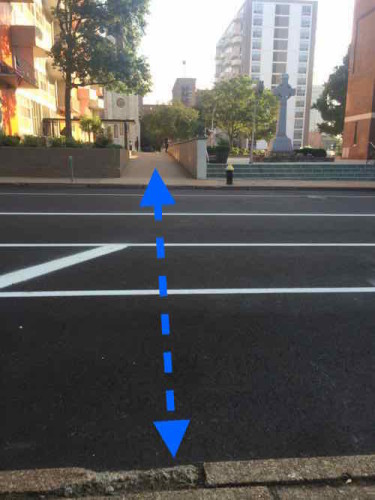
{"left": 68, "top": 156, "right": 74, "bottom": 183}
{"left": 249, "top": 100, "right": 257, "bottom": 164}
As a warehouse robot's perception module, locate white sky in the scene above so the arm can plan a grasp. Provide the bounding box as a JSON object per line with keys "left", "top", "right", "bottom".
{"left": 141, "top": 0, "right": 355, "bottom": 104}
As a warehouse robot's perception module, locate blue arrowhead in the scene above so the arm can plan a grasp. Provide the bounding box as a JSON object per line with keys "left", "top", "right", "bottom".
{"left": 153, "top": 419, "right": 190, "bottom": 458}
{"left": 140, "top": 169, "right": 175, "bottom": 221}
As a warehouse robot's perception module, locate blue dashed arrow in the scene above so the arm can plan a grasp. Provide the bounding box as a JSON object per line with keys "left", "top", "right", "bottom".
{"left": 140, "top": 169, "right": 190, "bottom": 458}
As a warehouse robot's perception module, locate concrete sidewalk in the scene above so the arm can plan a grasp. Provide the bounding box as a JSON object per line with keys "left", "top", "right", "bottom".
{"left": 1, "top": 175, "right": 375, "bottom": 191}
{"left": 2, "top": 455, "right": 375, "bottom": 499}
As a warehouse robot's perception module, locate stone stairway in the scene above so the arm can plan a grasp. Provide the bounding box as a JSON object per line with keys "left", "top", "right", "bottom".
{"left": 207, "top": 162, "right": 375, "bottom": 180}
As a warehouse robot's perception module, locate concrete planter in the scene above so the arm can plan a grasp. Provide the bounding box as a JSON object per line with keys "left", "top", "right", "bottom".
{"left": 0, "top": 147, "right": 129, "bottom": 178}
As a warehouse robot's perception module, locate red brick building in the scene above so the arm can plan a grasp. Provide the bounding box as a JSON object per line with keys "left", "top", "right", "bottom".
{"left": 342, "top": 0, "right": 375, "bottom": 160}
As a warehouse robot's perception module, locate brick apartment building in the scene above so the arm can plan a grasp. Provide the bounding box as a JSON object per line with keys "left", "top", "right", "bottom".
{"left": 342, "top": 0, "right": 375, "bottom": 160}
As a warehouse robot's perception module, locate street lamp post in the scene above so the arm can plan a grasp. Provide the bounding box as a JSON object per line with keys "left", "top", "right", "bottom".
{"left": 249, "top": 80, "right": 264, "bottom": 164}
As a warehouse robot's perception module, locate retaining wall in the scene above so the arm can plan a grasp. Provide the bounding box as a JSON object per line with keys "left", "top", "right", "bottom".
{"left": 168, "top": 139, "right": 207, "bottom": 179}
{"left": 0, "top": 148, "right": 129, "bottom": 178}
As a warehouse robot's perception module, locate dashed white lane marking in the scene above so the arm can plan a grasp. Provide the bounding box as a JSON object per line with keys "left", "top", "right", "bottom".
{"left": 0, "top": 244, "right": 127, "bottom": 290}
{"left": 0, "top": 243, "right": 375, "bottom": 248}
{"left": 1, "top": 287, "right": 375, "bottom": 298}
{"left": 1, "top": 212, "right": 375, "bottom": 217}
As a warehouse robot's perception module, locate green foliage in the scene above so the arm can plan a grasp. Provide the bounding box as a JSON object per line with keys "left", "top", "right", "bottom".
{"left": 196, "top": 76, "right": 278, "bottom": 148}
{"left": 312, "top": 53, "right": 349, "bottom": 136}
{"left": 22, "top": 135, "right": 46, "bottom": 147}
{"left": 94, "top": 132, "right": 113, "bottom": 148}
{"left": 296, "top": 147, "right": 327, "bottom": 158}
{"left": 80, "top": 115, "right": 103, "bottom": 141}
{"left": 0, "top": 133, "right": 21, "bottom": 147}
{"left": 207, "top": 145, "right": 230, "bottom": 164}
{"left": 51, "top": 0, "right": 151, "bottom": 138}
{"left": 141, "top": 102, "right": 200, "bottom": 150}
{"left": 50, "top": 137, "right": 67, "bottom": 147}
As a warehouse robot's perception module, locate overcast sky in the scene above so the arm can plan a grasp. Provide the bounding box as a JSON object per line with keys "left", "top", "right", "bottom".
{"left": 141, "top": 0, "right": 355, "bottom": 104}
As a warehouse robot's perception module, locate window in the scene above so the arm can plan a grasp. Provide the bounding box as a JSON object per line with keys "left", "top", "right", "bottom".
{"left": 298, "top": 66, "right": 307, "bottom": 74}
{"left": 272, "top": 74, "right": 282, "bottom": 85}
{"left": 300, "top": 41, "right": 309, "bottom": 51}
{"left": 273, "top": 51, "right": 287, "bottom": 62}
{"left": 295, "top": 119, "right": 304, "bottom": 129}
{"left": 251, "top": 64, "right": 261, "bottom": 73}
{"left": 300, "top": 29, "right": 310, "bottom": 39}
{"left": 295, "top": 111, "right": 304, "bottom": 118}
{"left": 275, "top": 16, "right": 289, "bottom": 27}
{"left": 273, "top": 62, "right": 287, "bottom": 73}
{"left": 294, "top": 141, "right": 302, "bottom": 149}
{"left": 253, "top": 16, "right": 263, "bottom": 26}
{"left": 274, "top": 40, "right": 288, "bottom": 50}
{"left": 253, "top": 29, "right": 262, "bottom": 38}
{"left": 302, "top": 5, "right": 312, "bottom": 16}
{"left": 251, "top": 74, "right": 260, "bottom": 81}
{"left": 18, "top": 96, "right": 32, "bottom": 119}
{"left": 254, "top": 3, "right": 263, "bottom": 14}
{"left": 294, "top": 130, "right": 303, "bottom": 140}
{"left": 296, "top": 100, "right": 305, "bottom": 108}
{"left": 274, "top": 28, "right": 289, "bottom": 39}
{"left": 299, "top": 53, "right": 308, "bottom": 62}
{"left": 297, "top": 77, "right": 306, "bottom": 85}
{"left": 353, "top": 122, "right": 358, "bottom": 145}
{"left": 276, "top": 4, "right": 290, "bottom": 15}
{"left": 301, "top": 18, "right": 311, "bottom": 28}
{"left": 113, "top": 124, "right": 119, "bottom": 139}
{"left": 252, "top": 52, "right": 261, "bottom": 61}
{"left": 252, "top": 40, "right": 262, "bottom": 50}
{"left": 296, "top": 88, "right": 306, "bottom": 96}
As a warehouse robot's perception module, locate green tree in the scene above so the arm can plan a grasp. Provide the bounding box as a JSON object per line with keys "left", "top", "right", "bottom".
{"left": 80, "top": 115, "right": 102, "bottom": 142}
{"left": 312, "top": 53, "right": 349, "bottom": 136}
{"left": 196, "top": 76, "right": 278, "bottom": 148}
{"left": 141, "top": 102, "right": 199, "bottom": 150}
{"left": 51, "top": 0, "right": 151, "bottom": 139}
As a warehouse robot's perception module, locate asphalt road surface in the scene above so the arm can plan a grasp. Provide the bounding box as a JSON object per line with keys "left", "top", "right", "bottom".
{"left": 2, "top": 187, "right": 375, "bottom": 471}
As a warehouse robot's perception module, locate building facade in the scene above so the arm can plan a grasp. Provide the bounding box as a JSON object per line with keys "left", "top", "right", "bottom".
{"left": 342, "top": 0, "right": 375, "bottom": 160}
{"left": 172, "top": 78, "right": 196, "bottom": 107}
{"left": 215, "top": 0, "right": 318, "bottom": 149}
{"left": 101, "top": 92, "right": 141, "bottom": 148}
{"left": 0, "top": 0, "right": 116, "bottom": 141}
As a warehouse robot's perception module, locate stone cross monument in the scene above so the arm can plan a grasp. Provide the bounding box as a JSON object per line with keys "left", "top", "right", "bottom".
{"left": 270, "top": 74, "right": 296, "bottom": 153}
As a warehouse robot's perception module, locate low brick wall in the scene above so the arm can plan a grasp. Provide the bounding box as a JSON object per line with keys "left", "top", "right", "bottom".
{"left": 0, "top": 147, "right": 129, "bottom": 178}
{"left": 168, "top": 139, "right": 207, "bottom": 179}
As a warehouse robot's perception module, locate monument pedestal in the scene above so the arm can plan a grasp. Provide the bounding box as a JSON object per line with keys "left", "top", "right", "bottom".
{"left": 270, "top": 135, "right": 293, "bottom": 153}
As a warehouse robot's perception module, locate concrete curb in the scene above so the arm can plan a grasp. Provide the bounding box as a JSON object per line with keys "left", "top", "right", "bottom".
{"left": 1, "top": 455, "right": 375, "bottom": 498}
{"left": 0, "top": 181, "right": 375, "bottom": 192}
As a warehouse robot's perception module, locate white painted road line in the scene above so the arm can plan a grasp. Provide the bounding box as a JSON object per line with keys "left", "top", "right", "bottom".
{"left": 1, "top": 192, "right": 375, "bottom": 199}
{"left": 1, "top": 212, "right": 375, "bottom": 217}
{"left": 1, "top": 243, "right": 375, "bottom": 248}
{"left": 1, "top": 287, "right": 375, "bottom": 298}
{"left": 0, "top": 244, "right": 127, "bottom": 290}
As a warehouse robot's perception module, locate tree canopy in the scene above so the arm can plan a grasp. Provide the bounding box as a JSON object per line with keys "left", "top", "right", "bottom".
{"left": 51, "top": 0, "right": 151, "bottom": 138}
{"left": 196, "top": 76, "right": 278, "bottom": 147}
{"left": 312, "top": 53, "right": 349, "bottom": 136}
{"left": 141, "top": 102, "right": 200, "bottom": 150}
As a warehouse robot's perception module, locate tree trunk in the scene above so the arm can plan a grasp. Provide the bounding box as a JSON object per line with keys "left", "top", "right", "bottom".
{"left": 65, "top": 74, "right": 73, "bottom": 140}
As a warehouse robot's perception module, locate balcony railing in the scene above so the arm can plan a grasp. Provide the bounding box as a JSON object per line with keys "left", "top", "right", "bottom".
{"left": 0, "top": 56, "right": 38, "bottom": 88}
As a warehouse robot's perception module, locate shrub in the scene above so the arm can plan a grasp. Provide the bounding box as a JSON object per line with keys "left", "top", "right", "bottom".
{"left": 296, "top": 147, "right": 327, "bottom": 158}
{"left": 22, "top": 135, "right": 46, "bottom": 147}
{"left": 94, "top": 133, "right": 112, "bottom": 148}
{"left": 50, "top": 137, "right": 66, "bottom": 147}
{"left": 0, "top": 133, "right": 21, "bottom": 147}
{"left": 230, "top": 147, "right": 241, "bottom": 157}
{"left": 108, "top": 144, "right": 123, "bottom": 149}
{"left": 66, "top": 138, "right": 84, "bottom": 148}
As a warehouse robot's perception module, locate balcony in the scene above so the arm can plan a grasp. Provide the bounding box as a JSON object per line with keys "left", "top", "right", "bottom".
{"left": 0, "top": 56, "right": 37, "bottom": 88}
{"left": 231, "top": 35, "right": 242, "bottom": 45}
{"left": 10, "top": 26, "right": 48, "bottom": 58}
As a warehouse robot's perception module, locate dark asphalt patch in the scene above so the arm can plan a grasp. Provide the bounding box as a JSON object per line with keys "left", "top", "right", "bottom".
{"left": 1, "top": 294, "right": 375, "bottom": 471}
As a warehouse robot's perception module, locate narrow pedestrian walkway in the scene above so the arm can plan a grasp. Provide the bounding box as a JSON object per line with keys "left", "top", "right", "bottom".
{"left": 123, "top": 152, "right": 191, "bottom": 182}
